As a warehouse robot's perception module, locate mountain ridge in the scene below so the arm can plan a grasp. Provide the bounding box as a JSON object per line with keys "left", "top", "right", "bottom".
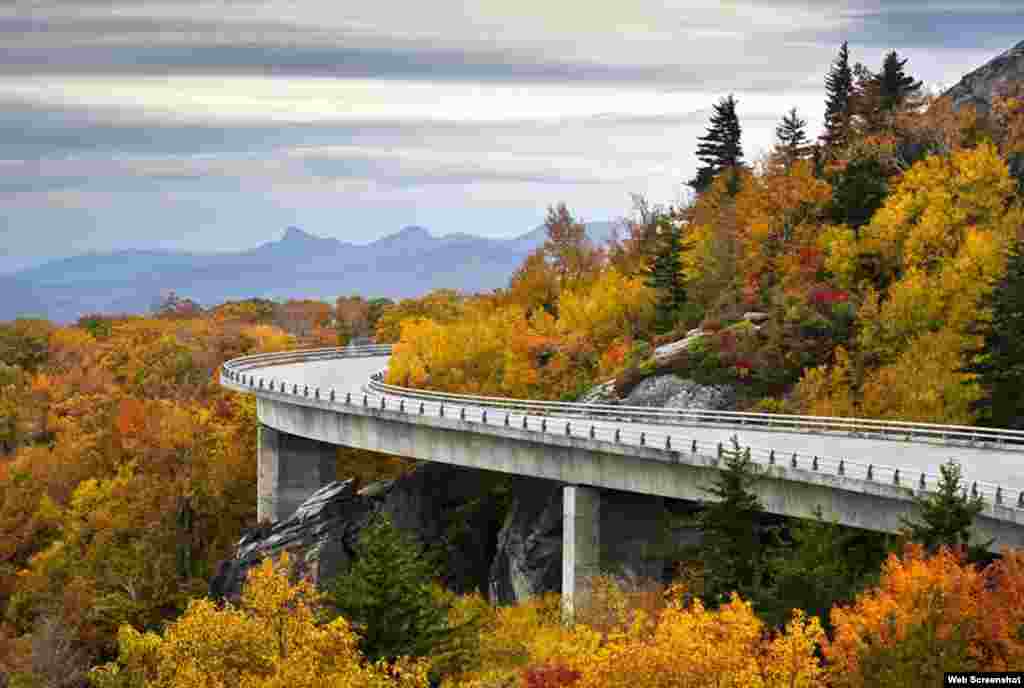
{"left": 3, "top": 221, "right": 622, "bottom": 324}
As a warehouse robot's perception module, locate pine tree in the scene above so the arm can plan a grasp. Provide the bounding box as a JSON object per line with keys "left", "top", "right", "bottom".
{"left": 821, "top": 41, "right": 854, "bottom": 152}
{"left": 693, "top": 436, "right": 767, "bottom": 606}
{"left": 874, "top": 50, "right": 923, "bottom": 114}
{"left": 901, "top": 460, "right": 989, "bottom": 558}
{"left": 763, "top": 506, "right": 889, "bottom": 630}
{"left": 961, "top": 241, "right": 1024, "bottom": 429}
{"left": 643, "top": 215, "right": 688, "bottom": 334}
{"left": 323, "top": 512, "right": 461, "bottom": 667}
{"left": 775, "top": 107, "right": 811, "bottom": 167}
{"left": 688, "top": 94, "right": 743, "bottom": 194}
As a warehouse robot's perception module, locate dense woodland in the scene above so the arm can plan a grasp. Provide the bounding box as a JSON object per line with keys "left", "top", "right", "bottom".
{"left": 1, "top": 44, "right": 1024, "bottom": 686}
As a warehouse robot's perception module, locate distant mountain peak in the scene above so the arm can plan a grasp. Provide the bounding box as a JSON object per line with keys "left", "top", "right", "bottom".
{"left": 395, "top": 225, "right": 432, "bottom": 239}
{"left": 282, "top": 226, "right": 320, "bottom": 242}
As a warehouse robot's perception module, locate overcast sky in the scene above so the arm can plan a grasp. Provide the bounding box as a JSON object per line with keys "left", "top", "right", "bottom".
{"left": 1, "top": 1, "right": 1020, "bottom": 272}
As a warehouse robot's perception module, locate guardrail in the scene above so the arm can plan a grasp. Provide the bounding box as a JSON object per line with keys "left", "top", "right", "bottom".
{"left": 220, "top": 345, "right": 1024, "bottom": 512}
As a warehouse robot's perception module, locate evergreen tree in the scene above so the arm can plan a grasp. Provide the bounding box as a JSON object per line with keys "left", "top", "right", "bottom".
{"left": 692, "top": 436, "right": 767, "bottom": 606}
{"left": 821, "top": 41, "right": 855, "bottom": 152}
{"left": 901, "top": 460, "right": 989, "bottom": 558}
{"left": 688, "top": 94, "right": 743, "bottom": 194}
{"left": 775, "top": 107, "right": 811, "bottom": 166}
{"left": 961, "top": 241, "right": 1024, "bottom": 429}
{"left": 874, "top": 50, "right": 923, "bottom": 114}
{"left": 762, "top": 507, "right": 889, "bottom": 630}
{"left": 643, "top": 215, "right": 688, "bottom": 334}
{"left": 323, "top": 512, "right": 467, "bottom": 669}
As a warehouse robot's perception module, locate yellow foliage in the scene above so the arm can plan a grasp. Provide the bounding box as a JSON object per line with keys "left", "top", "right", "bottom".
{"left": 795, "top": 345, "right": 858, "bottom": 418}
{"left": 90, "top": 552, "right": 429, "bottom": 688}
{"left": 818, "top": 224, "right": 860, "bottom": 289}
{"left": 240, "top": 324, "right": 295, "bottom": 354}
{"left": 555, "top": 268, "right": 655, "bottom": 353}
{"left": 858, "top": 326, "right": 981, "bottom": 424}
{"left": 864, "top": 143, "right": 1015, "bottom": 276}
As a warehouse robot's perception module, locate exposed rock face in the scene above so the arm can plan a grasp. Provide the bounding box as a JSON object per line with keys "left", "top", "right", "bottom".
{"left": 212, "top": 466, "right": 705, "bottom": 607}
{"left": 488, "top": 477, "right": 564, "bottom": 604}
{"left": 621, "top": 374, "right": 690, "bottom": 407}
{"left": 653, "top": 330, "right": 706, "bottom": 363}
{"left": 210, "top": 463, "right": 502, "bottom": 602}
{"left": 664, "top": 381, "right": 735, "bottom": 411}
{"left": 209, "top": 479, "right": 377, "bottom": 602}
{"left": 944, "top": 39, "right": 1024, "bottom": 116}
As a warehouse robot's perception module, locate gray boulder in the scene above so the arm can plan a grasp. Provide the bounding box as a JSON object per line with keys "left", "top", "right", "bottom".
{"left": 653, "top": 331, "right": 706, "bottom": 363}
{"left": 664, "top": 381, "right": 736, "bottom": 411}
{"left": 621, "top": 374, "right": 690, "bottom": 407}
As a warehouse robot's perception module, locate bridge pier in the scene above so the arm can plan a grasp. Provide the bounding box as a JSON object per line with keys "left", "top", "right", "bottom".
{"left": 258, "top": 425, "right": 336, "bottom": 523}
{"left": 562, "top": 484, "right": 601, "bottom": 625}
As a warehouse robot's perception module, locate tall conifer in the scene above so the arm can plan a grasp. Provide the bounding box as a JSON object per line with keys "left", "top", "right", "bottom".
{"left": 693, "top": 437, "right": 767, "bottom": 606}
{"left": 961, "top": 241, "right": 1024, "bottom": 429}
{"left": 822, "top": 41, "right": 854, "bottom": 152}
{"left": 875, "top": 50, "right": 923, "bottom": 113}
{"left": 688, "top": 94, "right": 743, "bottom": 194}
{"left": 644, "top": 215, "right": 688, "bottom": 334}
{"left": 775, "top": 107, "right": 811, "bottom": 166}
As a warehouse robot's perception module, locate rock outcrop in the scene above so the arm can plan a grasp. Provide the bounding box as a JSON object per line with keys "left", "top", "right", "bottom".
{"left": 944, "top": 39, "right": 1024, "bottom": 116}
{"left": 620, "top": 374, "right": 691, "bottom": 407}
{"left": 488, "top": 477, "right": 564, "bottom": 604}
{"left": 212, "top": 466, "right": 705, "bottom": 607}
{"left": 653, "top": 329, "right": 706, "bottom": 363}
{"left": 210, "top": 462, "right": 502, "bottom": 602}
{"left": 664, "top": 381, "right": 735, "bottom": 411}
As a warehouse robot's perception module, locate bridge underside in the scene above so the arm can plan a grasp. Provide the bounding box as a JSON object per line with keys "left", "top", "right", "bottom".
{"left": 257, "top": 425, "right": 697, "bottom": 621}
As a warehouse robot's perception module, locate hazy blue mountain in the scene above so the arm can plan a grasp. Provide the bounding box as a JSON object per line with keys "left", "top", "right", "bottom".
{"left": 3, "top": 221, "right": 620, "bottom": 324}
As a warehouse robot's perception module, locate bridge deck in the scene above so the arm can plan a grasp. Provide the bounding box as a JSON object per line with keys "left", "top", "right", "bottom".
{"left": 252, "top": 355, "right": 1024, "bottom": 494}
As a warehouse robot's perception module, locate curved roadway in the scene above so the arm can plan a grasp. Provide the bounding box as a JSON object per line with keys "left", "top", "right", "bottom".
{"left": 236, "top": 352, "right": 1024, "bottom": 507}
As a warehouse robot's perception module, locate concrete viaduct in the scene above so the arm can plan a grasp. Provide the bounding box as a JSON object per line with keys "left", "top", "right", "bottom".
{"left": 221, "top": 345, "right": 1024, "bottom": 619}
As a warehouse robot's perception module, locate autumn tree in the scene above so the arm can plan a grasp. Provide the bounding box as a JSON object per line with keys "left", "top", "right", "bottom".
{"left": 775, "top": 107, "right": 811, "bottom": 167}
{"left": 0, "top": 319, "right": 52, "bottom": 373}
{"left": 901, "top": 460, "right": 989, "bottom": 558}
{"left": 825, "top": 546, "right": 1024, "bottom": 685}
{"left": 374, "top": 290, "right": 463, "bottom": 344}
{"left": 961, "top": 239, "right": 1024, "bottom": 428}
{"left": 90, "top": 551, "right": 429, "bottom": 688}
{"left": 688, "top": 94, "right": 744, "bottom": 195}
{"left": 822, "top": 41, "right": 855, "bottom": 153}
{"left": 508, "top": 249, "right": 561, "bottom": 317}
{"left": 335, "top": 296, "right": 372, "bottom": 346}
{"left": 541, "top": 203, "right": 604, "bottom": 291}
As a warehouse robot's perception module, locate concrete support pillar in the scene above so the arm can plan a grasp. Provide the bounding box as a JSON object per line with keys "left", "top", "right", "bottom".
{"left": 257, "top": 425, "right": 280, "bottom": 524}
{"left": 257, "top": 425, "right": 336, "bottom": 523}
{"left": 562, "top": 484, "right": 601, "bottom": 625}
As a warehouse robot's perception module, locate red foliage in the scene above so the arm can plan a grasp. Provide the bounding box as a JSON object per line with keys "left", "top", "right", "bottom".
{"left": 810, "top": 288, "right": 849, "bottom": 306}
{"left": 522, "top": 660, "right": 581, "bottom": 688}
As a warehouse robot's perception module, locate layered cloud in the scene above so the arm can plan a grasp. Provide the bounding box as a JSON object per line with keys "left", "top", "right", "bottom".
{"left": 1, "top": 0, "right": 1017, "bottom": 271}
